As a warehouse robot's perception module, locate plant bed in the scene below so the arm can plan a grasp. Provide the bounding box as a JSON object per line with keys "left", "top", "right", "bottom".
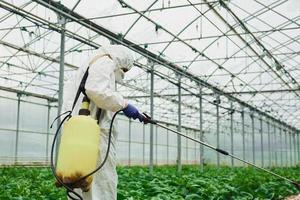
{"left": 0, "top": 165, "right": 299, "bottom": 199}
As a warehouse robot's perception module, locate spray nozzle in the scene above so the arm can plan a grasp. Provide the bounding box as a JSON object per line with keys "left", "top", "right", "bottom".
{"left": 141, "top": 112, "right": 157, "bottom": 124}
{"left": 293, "top": 181, "right": 300, "bottom": 191}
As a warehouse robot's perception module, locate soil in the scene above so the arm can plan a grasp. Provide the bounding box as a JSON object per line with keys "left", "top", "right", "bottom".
{"left": 285, "top": 195, "right": 300, "bottom": 200}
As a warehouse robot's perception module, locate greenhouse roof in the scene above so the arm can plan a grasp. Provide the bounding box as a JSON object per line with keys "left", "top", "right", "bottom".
{"left": 0, "top": 0, "right": 299, "bottom": 129}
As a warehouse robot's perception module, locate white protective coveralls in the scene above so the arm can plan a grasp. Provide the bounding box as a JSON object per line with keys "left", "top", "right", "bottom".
{"left": 62, "top": 45, "right": 134, "bottom": 200}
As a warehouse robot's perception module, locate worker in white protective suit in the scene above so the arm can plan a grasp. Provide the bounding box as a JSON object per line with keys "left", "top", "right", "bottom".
{"left": 62, "top": 45, "right": 145, "bottom": 200}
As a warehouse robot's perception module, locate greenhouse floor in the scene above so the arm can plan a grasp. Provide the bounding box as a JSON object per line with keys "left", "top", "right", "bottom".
{"left": 285, "top": 195, "right": 300, "bottom": 200}
{"left": 0, "top": 165, "right": 299, "bottom": 200}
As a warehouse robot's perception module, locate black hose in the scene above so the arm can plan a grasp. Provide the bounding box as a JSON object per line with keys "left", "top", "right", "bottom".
{"left": 50, "top": 110, "right": 122, "bottom": 200}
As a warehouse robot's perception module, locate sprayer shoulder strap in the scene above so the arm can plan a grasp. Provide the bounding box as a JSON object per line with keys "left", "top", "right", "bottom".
{"left": 71, "top": 68, "right": 89, "bottom": 112}
{"left": 70, "top": 54, "right": 112, "bottom": 113}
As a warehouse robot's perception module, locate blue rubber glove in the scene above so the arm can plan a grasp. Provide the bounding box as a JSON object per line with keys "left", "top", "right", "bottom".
{"left": 123, "top": 104, "right": 142, "bottom": 121}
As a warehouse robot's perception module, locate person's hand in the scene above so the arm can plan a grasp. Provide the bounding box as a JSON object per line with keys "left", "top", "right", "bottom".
{"left": 123, "top": 104, "right": 141, "bottom": 121}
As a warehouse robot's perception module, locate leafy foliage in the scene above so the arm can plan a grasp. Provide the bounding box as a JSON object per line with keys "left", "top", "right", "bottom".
{"left": 0, "top": 167, "right": 65, "bottom": 200}
{"left": 0, "top": 166, "right": 299, "bottom": 199}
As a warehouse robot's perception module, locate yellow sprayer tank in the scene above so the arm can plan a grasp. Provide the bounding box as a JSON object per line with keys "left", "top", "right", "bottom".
{"left": 56, "top": 97, "right": 100, "bottom": 192}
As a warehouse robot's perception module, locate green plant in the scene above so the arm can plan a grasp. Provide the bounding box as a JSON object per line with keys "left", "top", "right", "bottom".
{"left": 0, "top": 165, "right": 299, "bottom": 200}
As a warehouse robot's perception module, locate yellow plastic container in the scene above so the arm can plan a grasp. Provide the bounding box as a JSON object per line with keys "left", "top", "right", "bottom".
{"left": 56, "top": 115, "right": 100, "bottom": 191}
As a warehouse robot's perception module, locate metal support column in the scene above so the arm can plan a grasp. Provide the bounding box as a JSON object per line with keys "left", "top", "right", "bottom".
{"left": 298, "top": 132, "right": 300, "bottom": 163}
{"left": 279, "top": 126, "right": 283, "bottom": 167}
{"left": 267, "top": 120, "right": 271, "bottom": 167}
{"left": 289, "top": 130, "right": 293, "bottom": 166}
{"left": 288, "top": 130, "right": 293, "bottom": 167}
{"left": 46, "top": 101, "right": 51, "bottom": 163}
{"left": 199, "top": 84, "right": 204, "bottom": 171}
{"left": 128, "top": 119, "right": 131, "bottom": 166}
{"left": 149, "top": 63, "right": 154, "bottom": 173}
{"left": 216, "top": 95, "right": 220, "bottom": 167}
{"left": 177, "top": 75, "right": 182, "bottom": 173}
{"left": 251, "top": 112, "right": 255, "bottom": 164}
{"left": 230, "top": 102, "right": 234, "bottom": 167}
{"left": 290, "top": 131, "right": 293, "bottom": 166}
{"left": 284, "top": 129, "right": 288, "bottom": 167}
{"left": 14, "top": 94, "right": 21, "bottom": 164}
{"left": 241, "top": 108, "right": 246, "bottom": 167}
{"left": 194, "top": 131, "right": 197, "bottom": 164}
{"left": 293, "top": 132, "right": 296, "bottom": 166}
{"left": 155, "top": 126, "right": 158, "bottom": 165}
{"left": 296, "top": 132, "right": 298, "bottom": 163}
{"left": 260, "top": 117, "right": 264, "bottom": 167}
{"left": 274, "top": 125, "right": 277, "bottom": 166}
{"left": 186, "top": 129, "right": 188, "bottom": 164}
{"left": 56, "top": 16, "right": 66, "bottom": 154}
{"left": 143, "top": 124, "right": 145, "bottom": 165}
{"left": 167, "top": 129, "right": 169, "bottom": 165}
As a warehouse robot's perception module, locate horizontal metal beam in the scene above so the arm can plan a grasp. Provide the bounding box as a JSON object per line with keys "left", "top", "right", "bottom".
{"left": 88, "top": 1, "right": 219, "bottom": 20}
{"left": 174, "top": 51, "right": 300, "bottom": 64}
{"left": 137, "top": 26, "right": 300, "bottom": 46}
{"left": 0, "top": 40, "right": 77, "bottom": 69}
{"left": 223, "top": 88, "right": 300, "bottom": 95}
{"left": 0, "top": 61, "right": 59, "bottom": 79}
{"left": 125, "top": 88, "right": 300, "bottom": 98}
{"left": 0, "top": 0, "right": 100, "bottom": 50}
{"left": 28, "top": 0, "right": 300, "bottom": 132}
{"left": 0, "top": 85, "right": 57, "bottom": 101}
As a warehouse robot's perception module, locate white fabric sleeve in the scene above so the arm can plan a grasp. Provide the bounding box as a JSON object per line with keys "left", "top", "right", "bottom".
{"left": 85, "top": 57, "right": 126, "bottom": 112}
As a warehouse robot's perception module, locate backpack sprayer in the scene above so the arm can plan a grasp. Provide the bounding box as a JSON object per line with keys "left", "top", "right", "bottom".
{"left": 50, "top": 62, "right": 122, "bottom": 200}
{"left": 50, "top": 106, "right": 122, "bottom": 200}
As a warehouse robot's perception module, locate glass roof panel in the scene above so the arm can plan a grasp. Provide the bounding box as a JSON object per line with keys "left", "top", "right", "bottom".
{"left": 0, "top": 0, "right": 299, "bottom": 128}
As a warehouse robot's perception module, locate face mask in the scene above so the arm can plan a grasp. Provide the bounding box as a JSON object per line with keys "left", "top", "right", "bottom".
{"left": 114, "top": 68, "right": 125, "bottom": 83}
